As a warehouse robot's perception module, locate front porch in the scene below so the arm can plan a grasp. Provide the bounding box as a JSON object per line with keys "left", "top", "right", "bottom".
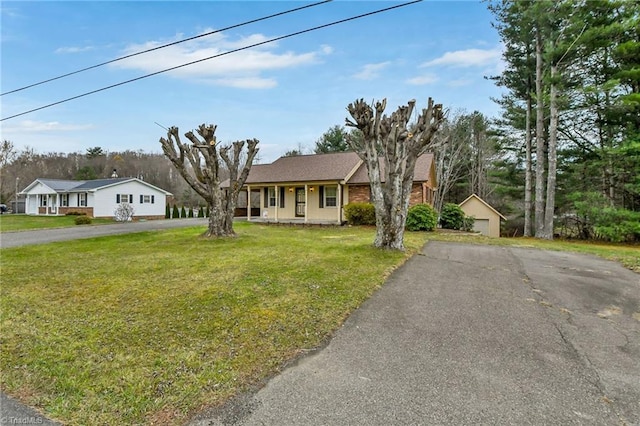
{"left": 235, "top": 183, "right": 345, "bottom": 225}
{"left": 237, "top": 217, "right": 346, "bottom": 226}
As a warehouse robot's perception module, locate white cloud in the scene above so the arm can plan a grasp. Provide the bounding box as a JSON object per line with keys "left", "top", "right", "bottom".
{"left": 406, "top": 74, "right": 438, "bottom": 85}
{"left": 447, "top": 79, "right": 472, "bottom": 87}
{"left": 212, "top": 77, "right": 277, "bottom": 89}
{"left": 6, "top": 120, "right": 94, "bottom": 132}
{"left": 55, "top": 46, "right": 95, "bottom": 54}
{"left": 110, "top": 30, "right": 332, "bottom": 88}
{"left": 420, "top": 47, "right": 502, "bottom": 68}
{"left": 353, "top": 62, "right": 390, "bottom": 80}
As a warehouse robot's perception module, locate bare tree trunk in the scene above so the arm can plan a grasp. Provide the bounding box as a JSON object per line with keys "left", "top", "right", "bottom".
{"left": 160, "top": 124, "right": 259, "bottom": 238}
{"left": 346, "top": 98, "right": 444, "bottom": 250}
{"left": 524, "top": 94, "right": 533, "bottom": 237}
{"left": 534, "top": 28, "right": 547, "bottom": 238}
{"left": 543, "top": 65, "right": 558, "bottom": 240}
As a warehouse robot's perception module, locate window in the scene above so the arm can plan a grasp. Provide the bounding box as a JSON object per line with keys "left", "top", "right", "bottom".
{"left": 324, "top": 186, "right": 337, "bottom": 207}
{"left": 268, "top": 187, "right": 276, "bottom": 207}
{"left": 78, "top": 193, "right": 87, "bottom": 207}
{"left": 140, "top": 195, "right": 154, "bottom": 204}
{"left": 117, "top": 194, "right": 132, "bottom": 203}
{"left": 60, "top": 194, "right": 69, "bottom": 207}
{"left": 39, "top": 195, "right": 47, "bottom": 206}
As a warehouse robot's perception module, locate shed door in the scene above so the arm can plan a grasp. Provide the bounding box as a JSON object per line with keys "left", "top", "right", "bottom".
{"left": 473, "top": 219, "right": 490, "bottom": 236}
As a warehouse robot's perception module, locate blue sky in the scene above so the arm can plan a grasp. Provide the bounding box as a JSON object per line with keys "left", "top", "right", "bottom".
{"left": 1, "top": 1, "right": 503, "bottom": 163}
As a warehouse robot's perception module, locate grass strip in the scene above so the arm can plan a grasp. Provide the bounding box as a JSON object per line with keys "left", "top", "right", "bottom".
{"left": 1, "top": 222, "right": 428, "bottom": 425}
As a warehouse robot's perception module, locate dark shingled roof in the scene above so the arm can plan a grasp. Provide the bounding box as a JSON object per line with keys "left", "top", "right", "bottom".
{"left": 72, "top": 178, "right": 132, "bottom": 190}
{"left": 346, "top": 153, "right": 435, "bottom": 184}
{"left": 244, "top": 152, "right": 362, "bottom": 184}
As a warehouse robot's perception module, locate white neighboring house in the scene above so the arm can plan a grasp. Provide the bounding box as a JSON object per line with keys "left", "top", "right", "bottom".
{"left": 19, "top": 178, "right": 172, "bottom": 220}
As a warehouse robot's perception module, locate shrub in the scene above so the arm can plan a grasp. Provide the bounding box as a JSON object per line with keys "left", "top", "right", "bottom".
{"left": 74, "top": 215, "right": 92, "bottom": 225}
{"left": 172, "top": 205, "right": 180, "bottom": 219}
{"left": 188, "top": 207, "right": 194, "bottom": 218}
{"left": 165, "top": 204, "right": 170, "bottom": 219}
{"left": 180, "top": 206, "right": 187, "bottom": 218}
{"left": 572, "top": 192, "right": 640, "bottom": 242}
{"left": 114, "top": 203, "right": 135, "bottom": 222}
{"left": 462, "top": 216, "right": 476, "bottom": 232}
{"left": 65, "top": 211, "right": 86, "bottom": 216}
{"left": 406, "top": 204, "right": 438, "bottom": 231}
{"left": 440, "top": 203, "right": 466, "bottom": 230}
{"left": 344, "top": 203, "right": 376, "bottom": 225}
{"left": 198, "top": 206, "right": 205, "bottom": 218}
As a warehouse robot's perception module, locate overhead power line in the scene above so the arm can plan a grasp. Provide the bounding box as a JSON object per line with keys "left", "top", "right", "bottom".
{"left": 0, "top": 0, "right": 332, "bottom": 97}
{"left": 1, "top": 0, "right": 421, "bottom": 122}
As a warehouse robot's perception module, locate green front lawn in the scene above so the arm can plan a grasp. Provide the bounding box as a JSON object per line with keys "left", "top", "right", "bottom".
{"left": 0, "top": 215, "right": 114, "bottom": 232}
{"left": 0, "top": 223, "right": 428, "bottom": 425}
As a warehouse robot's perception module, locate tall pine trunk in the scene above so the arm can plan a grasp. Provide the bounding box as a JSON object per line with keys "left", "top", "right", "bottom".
{"left": 534, "top": 27, "right": 547, "bottom": 238}
{"left": 524, "top": 93, "right": 533, "bottom": 237}
{"left": 543, "top": 64, "right": 559, "bottom": 240}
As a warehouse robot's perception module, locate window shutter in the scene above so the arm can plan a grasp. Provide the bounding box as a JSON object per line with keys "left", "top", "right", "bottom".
{"left": 264, "top": 188, "right": 268, "bottom": 207}
{"left": 151, "top": 195, "right": 155, "bottom": 204}
{"left": 77, "top": 194, "right": 80, "bottom": 206}
{"left": 319, "top": 186, "right": 324, "bottom": 208}
{"left": 129, "top": 194, "right": 133, "bottom": 203}
{"left": 116, "top": 194, "right": 120, "bottom": 203}
{"left": 279, "top": 187, "right": 285, "bottom": 208}
{"left": 140, "top": 195, "right": 144, "bottom": 204}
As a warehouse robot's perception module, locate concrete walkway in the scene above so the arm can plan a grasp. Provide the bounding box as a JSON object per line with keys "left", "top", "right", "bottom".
{"left": 190, "top": 242, "right": 640, "bottom": 425}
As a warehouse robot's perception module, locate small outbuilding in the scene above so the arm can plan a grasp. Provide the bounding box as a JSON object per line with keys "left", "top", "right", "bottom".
{"left": 459, "top": 194, "right": 506, "bottom": 238}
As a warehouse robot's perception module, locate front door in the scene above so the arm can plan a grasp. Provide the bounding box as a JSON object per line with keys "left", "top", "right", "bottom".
{"left": 295, "top": 188, "right": 305, "bottom": 217}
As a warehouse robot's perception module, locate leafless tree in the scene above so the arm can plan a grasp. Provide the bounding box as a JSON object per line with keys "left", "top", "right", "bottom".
{"left": 346, "top": 98, "right": 445, "bottom": 250}
{"left": 160, "top": 124, "right": 259, "bottom": 237}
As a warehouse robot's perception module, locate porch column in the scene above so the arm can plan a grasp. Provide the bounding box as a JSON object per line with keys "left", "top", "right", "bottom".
{"left": 275, "top": 185, "right": 279, "bottom": 223}
{"left": 304, "top": 184, "right": 308, "bottom": 223}
{"left": 246, "top": 186, "right": 251, "bottom": 222}
{"left": 337, "top": 183, "right": 342, "bottom": 224}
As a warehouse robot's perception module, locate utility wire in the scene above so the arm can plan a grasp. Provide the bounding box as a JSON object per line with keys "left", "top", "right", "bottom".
{"left": 0, "top": 0, "right": 332, "bottom": 96}
{"left": 1, "top": 0, "right": 421, "bottom": 122}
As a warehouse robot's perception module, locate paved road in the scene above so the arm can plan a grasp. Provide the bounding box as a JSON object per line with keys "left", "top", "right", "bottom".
{"left": 2, "top": 240, "right": 638, "bottom": 425}
{"left": 0, "top": 218, "right": 209, "bottom": 248}
{"left": 190, "top": 242, "right": 640, "bottom": 426}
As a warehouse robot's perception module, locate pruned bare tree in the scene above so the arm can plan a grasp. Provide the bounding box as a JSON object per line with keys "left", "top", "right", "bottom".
{"left": 160, "top": 124, "right": 259, "bottom": 238}
{"left": 345, "top": 98, "right": 445, "bottom": 250}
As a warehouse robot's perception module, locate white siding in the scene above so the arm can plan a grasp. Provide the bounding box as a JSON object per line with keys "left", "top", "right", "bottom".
{"left": 24, "top": 182, "right": 56, "bottom": 196}
{"left": 93, "top": 181, "right": 167, "bottom": 218}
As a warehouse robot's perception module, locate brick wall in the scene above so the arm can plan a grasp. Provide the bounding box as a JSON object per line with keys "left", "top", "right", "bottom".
{"left": 348, "top": 183, "right": 435, "bottom": 207}
{"left": 348, "top": 185, "right": 371, "bottom": 203}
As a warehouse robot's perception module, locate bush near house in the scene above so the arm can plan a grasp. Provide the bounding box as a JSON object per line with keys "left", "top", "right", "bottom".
{"left": 180, "top": 206, "right": 187, "bottom": 218}
{"left": 198, "top": 206, "right": 205, "bottom": 218}
{"left": 74, "top": 215, "right": 92, "bottom": 225}
{"left": 344, "top": 202, "right": 376, "bottom": 226}
{"left": 165, "top": 204, "right": 171, "bottom": 219}
{"left": 440, "top": 203, "right": 466, "bottom": 230}
{"left": 188, "top": 207, "right": 194, "bottom": 218}
{"left": 172, "top": 205, "right": 180, "bottom": 219}
{"left": 406, "top": 203, "right": 438, "bottom": 231}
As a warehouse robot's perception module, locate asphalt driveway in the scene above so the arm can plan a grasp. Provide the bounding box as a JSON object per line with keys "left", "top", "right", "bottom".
{"left": 191, "top": 242, "right": 640, "bottom": 426}
{"left": 0, "top": 218, "right": 209, "bottom": 248}
{"left": 1, "top": 239, "right": 638, "bottom": 425}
